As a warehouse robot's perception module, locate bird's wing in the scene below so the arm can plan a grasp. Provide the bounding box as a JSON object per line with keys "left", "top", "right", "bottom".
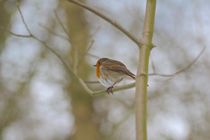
{"left": 102, "top": 59, "right": 135, "bottom": 79}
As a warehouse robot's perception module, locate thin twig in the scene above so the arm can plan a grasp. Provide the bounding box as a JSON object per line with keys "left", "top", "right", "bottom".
{"left": 1, "top": 26, "right": 32, "bottom": 38}
{"left": 17, "top": 6, "right": 69, "bottom": 70}
{"left": 151, "top": 56, "right": 156, "bottom": 73}
{"left": 148, "top": 46, "right": 206, "bottom": 77}
{"left": 15, "top": 4, "right": 206, "bottom": 97}
{"left": 39, "top": 23, "right": 70, "bottom": 41}
{"left": 86, "top": 40, "right": 95, "bottom": 52}
{"left": 17, "top": 5, "right": 31, "bottom": 34}
{"left": 82, "top": 46, "right": 206, "bottom": 96}
{"left": 86, "top": 53, "right": 100, "bottom": 59}
{"left": 16, "top": 5, "right": 96, "bottom": 96}
{"left": 7, "top": 28, "right": 207, "bottom": 96}
{"left": 54, "top": 10, "right": 75, "bottom": 67}
{"left": 54, "top": 10, "right": 71, "bottom": 39}
{"left": 10, "top": 32, "right": 31, "bottom": 38}
{"left": 17, "top": 5, "right": 77, "bottom": 86}
{"left": 77, "top": 39, "right": 95, "bottom": 69}
{"left": 66, "top": 0, "right": 142, "bottom": 47}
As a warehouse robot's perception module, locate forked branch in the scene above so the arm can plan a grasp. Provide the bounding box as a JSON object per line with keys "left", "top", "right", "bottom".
{"left": 11, "top": 4, "right": 205, "bottom": 96}
{"left": 66, "top": 0, "right": 142, "bottom": 47}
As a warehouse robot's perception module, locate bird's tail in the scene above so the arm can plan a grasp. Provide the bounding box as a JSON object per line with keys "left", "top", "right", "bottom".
{"left": 126, "top": 70, "right": 136, "bottom": 80}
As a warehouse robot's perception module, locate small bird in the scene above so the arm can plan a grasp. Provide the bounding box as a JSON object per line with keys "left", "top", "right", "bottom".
{"left": 94, "top": 58, "right": 135, "bottom": 94}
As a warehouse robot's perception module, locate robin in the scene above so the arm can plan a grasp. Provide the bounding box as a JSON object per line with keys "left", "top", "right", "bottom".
{"left": 94, "top": 58, "right": 135, "bottom": 94}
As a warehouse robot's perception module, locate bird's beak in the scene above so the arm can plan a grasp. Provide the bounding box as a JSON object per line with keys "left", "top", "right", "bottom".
{"left": 93, "top": 64, "right": 96, "bottom": 67}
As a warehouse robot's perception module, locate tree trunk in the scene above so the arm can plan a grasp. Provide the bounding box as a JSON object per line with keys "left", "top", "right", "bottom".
{"left": 61, "top": 1, "right": 105, "bottom": 140}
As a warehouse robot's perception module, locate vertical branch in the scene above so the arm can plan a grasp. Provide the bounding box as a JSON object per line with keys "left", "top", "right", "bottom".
{"left": 135, "top": 0, "right": 156, "bottom": 140}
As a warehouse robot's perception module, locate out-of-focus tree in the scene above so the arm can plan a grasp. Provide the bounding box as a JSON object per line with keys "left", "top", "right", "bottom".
{"left": 60, "top": 1, "right": 105, "bottom": 139}
{"left": 0, "top": 1, "right": 20, "bottom": 139}
{"left": 0, "top": 0, "right": 210, "bottom": 140}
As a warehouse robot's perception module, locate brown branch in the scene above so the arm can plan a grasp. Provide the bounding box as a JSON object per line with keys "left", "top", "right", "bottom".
{"left": 66, "top": 0, "right": 142, "bottom": 47}
{"left": 9, "top": 31, "right": 32, "bottom": 38}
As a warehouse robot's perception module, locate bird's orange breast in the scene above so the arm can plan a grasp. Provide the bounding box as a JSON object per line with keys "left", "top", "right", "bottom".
{"left": 96, "top": 63, "right": 100, "bottom": 78}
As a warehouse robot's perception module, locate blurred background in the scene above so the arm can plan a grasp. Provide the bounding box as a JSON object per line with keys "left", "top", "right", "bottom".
{"left": 0, "top": 0, "right": 209, "bottom": 140}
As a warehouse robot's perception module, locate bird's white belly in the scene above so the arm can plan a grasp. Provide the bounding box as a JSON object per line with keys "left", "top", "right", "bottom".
{"left": 98, "top": 67, "right": 126, "bottom": 88}
{"left": 98, "top": 77, "right": 114, "bottom": 87}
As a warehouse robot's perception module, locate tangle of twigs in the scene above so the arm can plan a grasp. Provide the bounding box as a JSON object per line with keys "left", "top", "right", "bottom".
{"left": 5, "top": 4, "right": 206, "bottom": 96}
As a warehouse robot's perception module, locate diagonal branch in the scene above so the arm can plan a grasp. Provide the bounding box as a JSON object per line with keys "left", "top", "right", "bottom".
{"left": 7, "top": 27, "right": 207, "bottom": 96}
{"left": 17, "top": 1, "right": 141, "bottom": 96}
{"left": 76, "top": 39, "right": 95, "bottom": 70}
{"left": 16, "top": 5, "right": 109, "bottom": 96}
{"left": 54, "top": 10, "right": 71, "bottom": 40}
{"left": 39, "top": 23, "right": 70, "bottom": 41}
{"left": 6, "top": 29, "right": 32, "bottom": 38}
{"left": 66, "top": 0, "right": 142, "bottom": 47}
{"left": 17, "top": 5, "right": 71, "bottom": 70}
{"left": 14, "top": 4, "right": 206, "bottom": 97}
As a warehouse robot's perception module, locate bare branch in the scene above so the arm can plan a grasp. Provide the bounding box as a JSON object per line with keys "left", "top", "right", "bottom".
{"left": 17, "top": 5, "right": 32, "bottom": 35}
{"left": 86, "top": 53, "right": 100, "bottom": 59}
{"left": 148, "top": 46, "right": 206, "bottom": 77}
{"left": 8, "top": 31, "right": 32, "bottom": 38}
{"left": 39, "top": 24, "right": 70, "bottom": 41}
{"left": 16, "top": 4, "right": 96, "bottom": 96}
{"left": 151, "top": 56, "right": 156, "bottom": 73}
{"left": 17, "top": 6, "right": 67, "bottom": 67}
{"left": 54, "top": 10, "right": 71, "bottom": 40}
{"left": 83, "top": 46, "right": 206, "bottom": 96}
{"left": 77, "top": 39, "right": 95, "bottom": 69}
{"left": 66, "top": 0, "right": 142, "bottom": 47}
{"left": 91, "top": 82, "right": 135, "bottom": 96}
{"left": 16, "top": 5, "right": 75, "bottom": 83}
{"left": 14, "top": 3, "right": 206, "bottom": 98}
{"left": 8, "top": 28, "right": 206, "bottom": 96}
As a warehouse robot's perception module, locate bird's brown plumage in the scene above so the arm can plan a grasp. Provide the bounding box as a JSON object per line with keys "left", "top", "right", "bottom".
{"left": 96, "top": 58, "right": 135, "bottom": 79}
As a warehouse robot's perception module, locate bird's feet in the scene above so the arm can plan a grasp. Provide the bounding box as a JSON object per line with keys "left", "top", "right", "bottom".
{"left": 106, "top": 86, "right": 114, "bottom": 94}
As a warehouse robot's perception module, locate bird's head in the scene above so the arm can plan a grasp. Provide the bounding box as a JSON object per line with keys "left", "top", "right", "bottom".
{"left": 94, "top": 58, "right": 109, "bottom": 67}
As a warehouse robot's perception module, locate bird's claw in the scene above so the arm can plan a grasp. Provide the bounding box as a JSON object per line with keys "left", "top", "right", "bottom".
{"left": 106, "top": 86, "right": 113, "bottom": 94}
